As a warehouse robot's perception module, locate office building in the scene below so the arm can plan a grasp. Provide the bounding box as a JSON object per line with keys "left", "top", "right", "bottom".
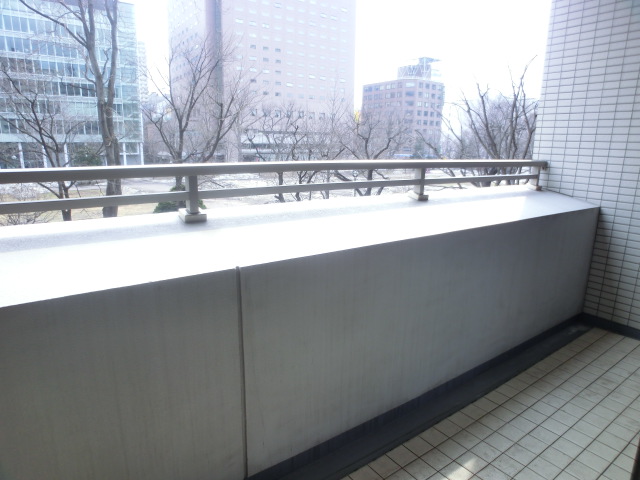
{"left": 362, "top": 57, "right": 445, "bottom": 156}
{"left": 168, "top": 0, "right": 356, "bottom": 118}
{"left": 0, "top": 0, "right": 144, "bottom": 167}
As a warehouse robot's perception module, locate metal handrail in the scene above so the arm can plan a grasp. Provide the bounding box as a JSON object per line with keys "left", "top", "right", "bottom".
{"left": 0, "top": 159, "right": 548, "bottom": 223}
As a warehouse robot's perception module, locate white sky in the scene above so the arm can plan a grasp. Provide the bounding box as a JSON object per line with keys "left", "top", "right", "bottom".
{"left": 133, "top": 0, "right": 553, "bottom": 107}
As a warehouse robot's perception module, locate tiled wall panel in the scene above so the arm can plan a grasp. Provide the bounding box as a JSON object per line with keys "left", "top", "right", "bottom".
{"left": 535, "top": 0, "right": 640, "bottom": 328}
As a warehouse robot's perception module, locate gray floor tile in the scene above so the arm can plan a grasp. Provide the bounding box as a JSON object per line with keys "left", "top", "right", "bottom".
{"left": 564, "top": 459, "right": 600, "bottom": 480}
{"left": 575, "top": 449, "right": 611, "bottom": 474}
{"left": 455, "top": 452, "right": 488, "bottom": 474}
{"left": 369, "top": 455, "right": 401, "bottom": 478}
{"left": 350, "top": 465, "right": 384, "bottom": 480}
{"left": 438, "top": 439, "right": 467, "bottom": 461}
{"left": 404, "top": 436, "right": 434, "bottom": 457}
{"left": 475, "top": 465, "right": 509, "bottom": 480}
{"left": 450, "top": 430, "right": 482, "bottom": 451}
{"left": 348, "top": 332, "right": 640, "bottom": 480}
{"left": 490, "top": 453, "right": 524, "bottom": 477}
{"left": 387, "top": 445, "right": 418, "bottom": 467}
{"left": 386, "top": 470, "right": 415, "bottom": 480}
{"left": 513, "top": 466, "right": 546, "bottom": 480}
{"left": 504, "top": 443, "right": 537, "bottom": 465}
{"left": 469, "top": 442, "right": 501, "bottom": 463}
{"left": 439, "top": 461, "right": 474, "bottom": 480}
{"left": 483, "top": 432, "right": 513, "bottom": 453}
{"left": 421, "top": 449, "right": 454, "bottom": 471}
{"left": 420, "top": 428, "right": 449, "bottom": 447}
{"left": 404, "top": 458, "right": 436, "bottom": 480}
{"left": 539, "top": 445, "right": 573, "bottom": 470}
{"left": 527, "top": 456, "right": 562, "bottom": 478}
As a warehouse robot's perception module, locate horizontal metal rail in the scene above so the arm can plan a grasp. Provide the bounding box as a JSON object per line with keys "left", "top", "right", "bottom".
{"left": 0, "top": 160, "right": 547, "bottom": 183}
{"left": 0, "top": 160, "right": 548, "bottom": 222}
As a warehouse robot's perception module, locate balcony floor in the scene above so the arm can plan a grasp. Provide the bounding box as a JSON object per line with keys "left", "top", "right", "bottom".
{"left": 342, "top": 329, "right": 640, "bottom": 480}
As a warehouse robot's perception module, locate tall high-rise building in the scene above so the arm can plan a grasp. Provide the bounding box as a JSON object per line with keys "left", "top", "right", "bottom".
{"left": 168, "top": 0, "right": 356, "bottom": 117}
{"left": 361, "top": 58, "right": 445, "bottom": 157}
{"left": 0, "top": 0, "right": 144, "bottom": 167}
{"left": 137, "top": 41, "right": 150, "bottom": 104}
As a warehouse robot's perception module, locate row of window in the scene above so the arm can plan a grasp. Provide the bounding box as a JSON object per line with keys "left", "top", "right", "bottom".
{"left": 364, "top": 102, "right": 442, "bottom": 111}
{"left": 234, "top": 19, "right": 348, "bottom": 39}
{"left": 249, "top": 91, "right": 341, "bottom": 101}
{"left": 0, "top": 117, "right": 99, "bottom": 136}
{"left": 364, "top": 82, "right": 444, "bottom": 92}
{"left": 1, "top": 117, "right": 141, "bottom": 137}
{"left": 1, "top": 55, "right": 93, "bottom": 83}
{"left": 2, "top": 77, "right": 98, "bottom": 97}
{"left": 259, "top": 0, "right": 348, "bottom": 12}
{"left": 236, "top": 16, "right": 347, "bottom": 29}
{"left": 249, "top": 71, "right": 343, "bottom": 81}
{"left": 365, "top": 101, "right": 443, "bottom": 111}
{"left": 244, "top": 47, "right": 348, "bottom": 67}
{"left": 244, "top": 56, "right": 346, "bottom": 75}
{"left": 0, "top": 34, "right": 81, "bottom": 59}
{"left": 1, "top": 76, "right": 140, "bottom": 104}
{"left": 0, "top": 34, "right": 126, "bottom": 66}
{"left": 250, "top": 109, "right": 336, "bottom": 120}
{"left": 1, "top": 13, "right": 112, "bottom": 45}
{"left": 365, "top": 92, "right": 443, "bottom": 101}
{"left": 241, "top": 65, "right": 345, "bottom": 82}
{"left": 237, "top": 30, "right": 348, "bottom": 51}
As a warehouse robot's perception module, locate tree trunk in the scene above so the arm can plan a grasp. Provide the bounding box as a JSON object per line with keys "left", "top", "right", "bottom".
{"left": 59, "top": 181, "right": 72, "bottom": 221}
{"left": 102, "top": 179, "right": 121, "bottom": 217}
{"left": 276, "top": 172, "right": 285, "bottom": 203}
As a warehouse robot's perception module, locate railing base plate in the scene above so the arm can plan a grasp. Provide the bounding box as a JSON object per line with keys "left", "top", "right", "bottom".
{"left": 179, "top": 209, "right": 207, "bottom": 223}
{"left": 408, "top": 191, "right": 429, "bottom": 201}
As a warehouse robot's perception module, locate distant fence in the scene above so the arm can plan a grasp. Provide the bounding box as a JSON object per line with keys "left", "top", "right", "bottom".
{"left": 0, "top": 159, "right": 548, "bottom": 222}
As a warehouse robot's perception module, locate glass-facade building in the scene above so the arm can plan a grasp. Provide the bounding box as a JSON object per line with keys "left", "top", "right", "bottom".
{"left": 0, "top": 0, "right": 144, "bottom": 167}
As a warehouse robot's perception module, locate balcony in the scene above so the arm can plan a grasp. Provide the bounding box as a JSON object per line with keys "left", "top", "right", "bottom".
{"left": 330, "top": 328, "right": 640, "bottom": 480}
{"left": 4, "top": 159, "right": 632, "bottom": 480}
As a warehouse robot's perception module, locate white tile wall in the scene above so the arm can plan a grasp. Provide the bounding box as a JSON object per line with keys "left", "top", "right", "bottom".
{"left": 534, "top": 0, "right": 640, "bottom": 328}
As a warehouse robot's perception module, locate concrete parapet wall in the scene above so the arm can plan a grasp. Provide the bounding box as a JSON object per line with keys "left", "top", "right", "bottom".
{"left": 240, "top": 209, "right": 598, "bottom": 474}
{"left": 0, "top": 272, "right": 245, "bottom": 480}
{"left": 0, "top": 189, "right": 599, "bottom": 479}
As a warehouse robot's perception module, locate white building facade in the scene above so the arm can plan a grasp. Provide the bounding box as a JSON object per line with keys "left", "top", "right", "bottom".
{"left": 0, "top": 0, "right": 144, "bottom": 167}
{"left": 168, "top": 0, "right": 356, "bottom": 118}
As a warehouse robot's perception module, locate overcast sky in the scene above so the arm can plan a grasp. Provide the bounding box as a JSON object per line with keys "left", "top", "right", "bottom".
{"left": 134, "top": 0, "right": 553, "bottom": 106}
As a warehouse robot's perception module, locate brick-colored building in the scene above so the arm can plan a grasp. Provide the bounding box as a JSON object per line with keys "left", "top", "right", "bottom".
{"left": 361, "top": 58, "right": 445, "bottom": 156}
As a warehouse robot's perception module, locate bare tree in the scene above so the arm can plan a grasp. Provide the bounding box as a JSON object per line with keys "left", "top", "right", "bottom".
{"left": 0, "top": 69, "right": 94, "bottom": 220}
{"left": 19, "top": 0, "right": 123, "bottom": 217}
{"left": 244, "top": 101, "right": 348, "bottom": 202}
{"left": 418, "top": 67, "right": 537, "bottom": 187}
{"left": 143, "top": 35, "right": 254, "bottom": 190}
{"left": 0, "top": 183, "right": 55, "bottom": 225}
{"left": 336, "top": 108, "right": 410, "bottom": 196}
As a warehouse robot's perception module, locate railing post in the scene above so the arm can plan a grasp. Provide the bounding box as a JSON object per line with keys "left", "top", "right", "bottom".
{"left": 408, "top": 167, "right": 429, "bottom": 201}
{"left": 179, "top": 175, "right": 207, "bottom": 223}
{"left": 528, "top": 164, "right": 545, "bottom": 191}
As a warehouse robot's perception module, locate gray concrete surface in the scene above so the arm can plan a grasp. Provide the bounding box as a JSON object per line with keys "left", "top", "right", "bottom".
{"left": 0, "top": 187, "right": 599, "bottom": 479}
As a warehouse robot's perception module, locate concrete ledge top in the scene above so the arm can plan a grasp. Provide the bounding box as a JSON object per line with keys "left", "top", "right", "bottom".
{"left": 0, "top": 186, "right": 598, "bottom": 308}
